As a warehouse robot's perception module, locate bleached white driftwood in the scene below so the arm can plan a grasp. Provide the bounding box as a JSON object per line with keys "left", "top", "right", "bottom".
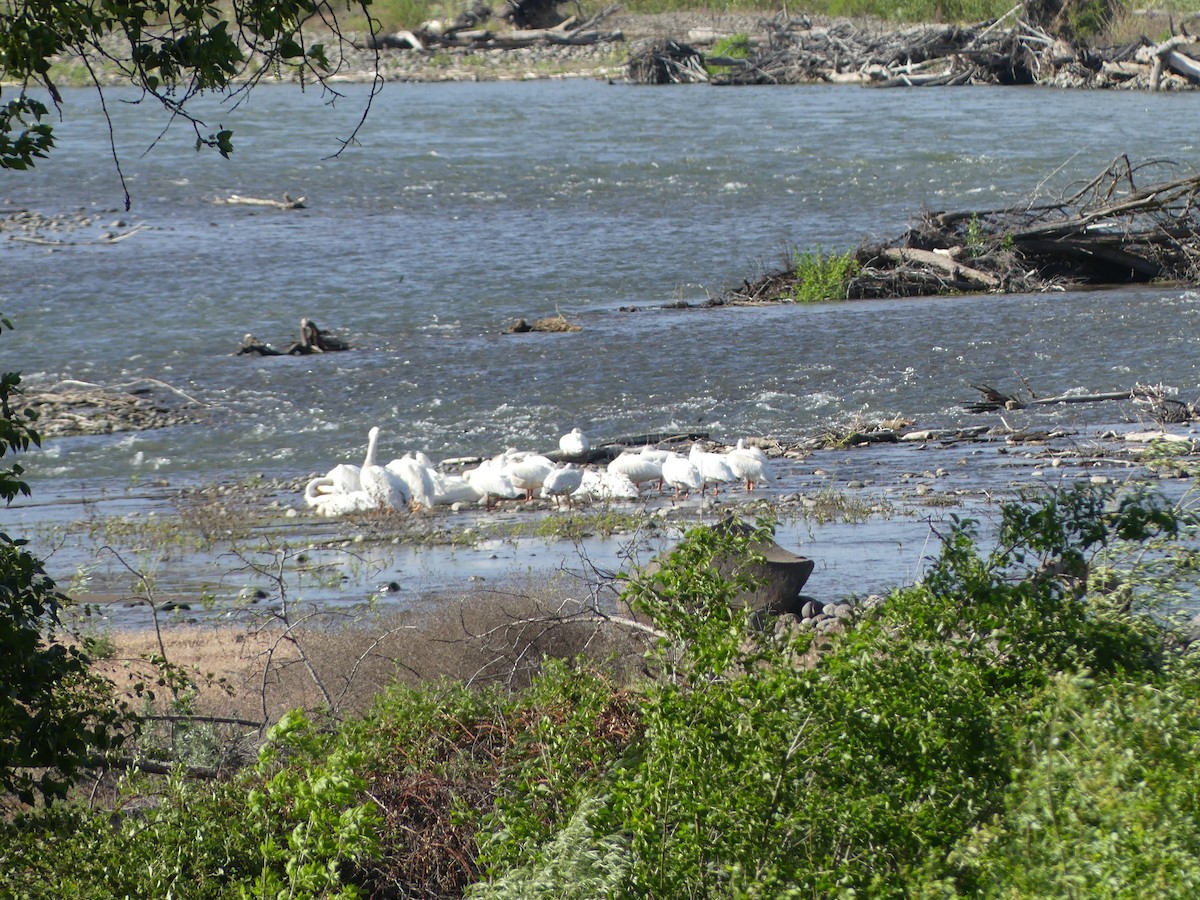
{"left": 220, "top": 193, "right": 307, "bottom": 209}
{"left": 880, "top": 247, "right": 1001, "bottom": 289}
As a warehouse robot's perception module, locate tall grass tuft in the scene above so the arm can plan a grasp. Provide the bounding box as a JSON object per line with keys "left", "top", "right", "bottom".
{"left": 787, "top": 246, "right": 859, "bottom": 302}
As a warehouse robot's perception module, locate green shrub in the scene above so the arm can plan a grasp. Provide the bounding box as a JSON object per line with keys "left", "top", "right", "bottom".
{"left": 936, "top": 669, "right": 1200, "bottom": 897}
{"left": 704, "top": 32, "right": 751, "bottom": 77}
{"left": 787, "top": 246, "right": 859, "bottom": 302}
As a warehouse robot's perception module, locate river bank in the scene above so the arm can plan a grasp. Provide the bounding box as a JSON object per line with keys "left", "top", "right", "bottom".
{"left": 269, "top": 9, "right": 1200, "bottom": 89}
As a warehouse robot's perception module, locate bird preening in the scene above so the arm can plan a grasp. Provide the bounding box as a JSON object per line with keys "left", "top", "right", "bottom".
{"left": 304, "top": 426, "right": 774, "bottom": 516}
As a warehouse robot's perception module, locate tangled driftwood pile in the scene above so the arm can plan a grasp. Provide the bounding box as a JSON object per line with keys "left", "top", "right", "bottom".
{"left": 727, "top": 156, "right": 1200, "bottom": 304}
{"left": 627, "top": 9, "right": 1200, "bottom": 89}
{"left": 368, "top": 2, "right": 624, "bottom": 53}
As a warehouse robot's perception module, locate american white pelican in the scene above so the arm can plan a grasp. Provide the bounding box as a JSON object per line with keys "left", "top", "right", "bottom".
{"left": 558, "top": 428, "right": 590, "bottom": 458}
{"left": 726, "top": 439, "right": 771, "bottom": 491}
{"left": 690, "top": 444, "right": 736, "bottom": 497}
{"left": 661, "top": 451, "right": 702, "bottom": 500}
{"left": 326, "top": 463, "right": 361, "bottom": 495}
{"left": 464, "top": 459, "right": 520, "bottom": 511}
{"left": 304, "top": 477, "right": 376, "bottom": 517}
{"left": 503, "top": 453, "right": 556, "bottom": 501}
{"left": 360, "top": 426, "right": 410, "bottom": 511}
{"left": 607, "top": 449, "right": 662, "bottom": 491}
{"left": 542, "top": 463, "right": 585, "bottom": 507}
{"left": 386, "top": 455, "right": 437, "bottom": 511}
{"left": 430, "top": 470, "right": 482, "bottom": 505}
{"left": 574, "top": 469, "right": 641, "bottom": 502}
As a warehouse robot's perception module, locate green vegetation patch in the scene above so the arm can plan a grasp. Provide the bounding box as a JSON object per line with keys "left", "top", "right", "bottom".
{"left": 787, "top": 245, "right": 860, "bottom": 302}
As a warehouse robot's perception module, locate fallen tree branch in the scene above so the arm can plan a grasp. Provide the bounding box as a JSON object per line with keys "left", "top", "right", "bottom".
{"left": 219, "top": 193, "right": 307, "bottom": 209}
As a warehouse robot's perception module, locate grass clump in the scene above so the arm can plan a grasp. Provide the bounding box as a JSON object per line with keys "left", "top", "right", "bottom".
{"left": 787, "top": 245, "right": 859, "bottom": 302}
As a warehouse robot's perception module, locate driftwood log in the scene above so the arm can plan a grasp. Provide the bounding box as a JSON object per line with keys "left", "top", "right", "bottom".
{"left": 963, "top": 382, "right": 1198, "bottom": 423}
{"left": 219, "top": 193, "right": 306, "bottom": 210}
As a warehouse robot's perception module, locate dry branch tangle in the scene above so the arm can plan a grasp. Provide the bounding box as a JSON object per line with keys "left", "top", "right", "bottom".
{"left": 628, "top": 14, "right": 1200, "bottom": 90}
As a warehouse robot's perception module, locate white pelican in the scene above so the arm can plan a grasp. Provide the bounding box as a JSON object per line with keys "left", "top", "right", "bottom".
{"left": 661, "top": 451, "right": 702, "bottom": 500}
{"left": 429, "top": 470, "right": 482, "bottom": 505}
{"left": 542, "top": 463, "right": 584, "bottom": 507}
{"left": 503, "top": 453, "right": 556, "bottom": 501}
{"left": 726, "top": 439, "right": 771, "bottom": 491}
{"left": 574, "top": 469, "right": 641, "bottom": 502}
{"left": 386, "top": 455, "right": 437, "bottom": 511}
{"left": 690, "top": 444, "right": 736, "bottom": 497}
{"left": 304, "top": 477, "right": 376, "bottom": 517}
{"left": 326, "top": 463, "right": 361, "bottom": 494}
{"left": 359, "top": 426, "right": 410, "bottom": 511}
{"left": 464, "top": 459, "right": 520, "bottom": 511}
{"left": 558, "top": 428, "right": 590, "bottom": 458}
{"left": 607, "top": 449, "right": 662, "bottom": 491}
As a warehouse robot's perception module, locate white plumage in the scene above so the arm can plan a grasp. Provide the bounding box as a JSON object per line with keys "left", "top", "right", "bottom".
{"left": 430, "top": 470, "right": 482, "bottom": 505}
{"left": 726, "top": 438, "right": 770, "bottom": 491}
{"left": 386, "top": 454, "right": 438, "bottom": 511}
{"left": 541, "top": 463, "right": 584, "bottom": 507}
{"left": 558, "top": 427, "right": 591, "bottom": 458}
{"left": 326, "top": 463, "right": 361, "bottom": 494}
{"left": 573, "top": 469, "right": 641, "bottom": 502}
{"left": 661, "top": 451, "right": 702, "bottom": 499}
{"left": 689, "top": 443, "right": 736, "bottom": 496}
{"left": 607, "top": 448, "right": 663, "bottom": 491}
{"left": 303, "top": 476, "right": 376, "bottom": 517}
{"left": 359, "top": 426, "right": 411, "bottom": 511}
{"left": 503, "top": 453, "right": 556, "bottom": 501}
{"left": 464, "top": 457, "right": 521, "bottom": 510}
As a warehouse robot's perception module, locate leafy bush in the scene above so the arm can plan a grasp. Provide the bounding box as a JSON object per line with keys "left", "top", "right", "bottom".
{"left": 479, "top": 492, "right": 1195, "bottom": 896}
{"left": 0, "top": 711, "right": 380, "bottom": 898}
{"left": 932, "top": 667, "right": 1200, "bottom": 896}
{"left": 787, "top": 246, "right": 859, "bottom": 302}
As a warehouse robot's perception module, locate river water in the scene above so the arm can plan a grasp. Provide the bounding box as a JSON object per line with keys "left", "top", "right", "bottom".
{"left": 3, "top": 80, "right": 1200, "bottom": 617}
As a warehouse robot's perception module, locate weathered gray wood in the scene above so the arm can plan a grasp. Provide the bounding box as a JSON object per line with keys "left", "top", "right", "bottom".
{"left": 880, "top": 247, "right": 1001, "bottom": 288}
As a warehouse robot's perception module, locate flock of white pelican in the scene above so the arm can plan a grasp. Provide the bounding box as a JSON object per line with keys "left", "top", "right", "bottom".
{"left": 303, "top": 426, "right": 771, "bottom": 517}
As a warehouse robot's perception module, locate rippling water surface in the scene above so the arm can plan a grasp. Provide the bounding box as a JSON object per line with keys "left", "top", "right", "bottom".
{"left": 4, "top": 80, "right": 1200, "bottom": 606}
